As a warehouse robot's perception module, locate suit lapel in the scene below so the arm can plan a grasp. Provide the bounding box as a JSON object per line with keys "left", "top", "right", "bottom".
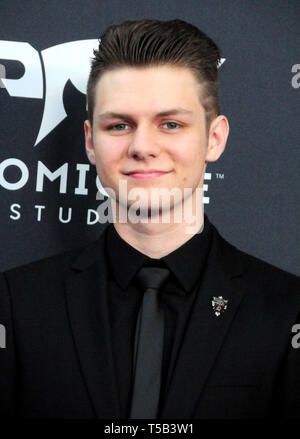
{"left": 63, "top": 221, "right": 249, "bottom": 419}
{"left": 161, "top": 226, "right": 248, "bottom": 419}
{"left": 64, "top": 227, "right": 121, "bottom": 418}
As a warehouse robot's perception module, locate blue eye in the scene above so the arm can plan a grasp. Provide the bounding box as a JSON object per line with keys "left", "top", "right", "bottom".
{"left": 109, "top": 124, "right": 129, "bottom": 131}
{"left": 163, "top": 122, "right": 180, "bottom": 130}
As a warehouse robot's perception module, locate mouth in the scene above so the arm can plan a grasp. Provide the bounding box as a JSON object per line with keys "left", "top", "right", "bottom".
{"left": 125, "top": 170, "right": 171, "bottom": 180}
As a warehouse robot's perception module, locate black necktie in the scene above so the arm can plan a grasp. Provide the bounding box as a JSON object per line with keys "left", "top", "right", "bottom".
{"left": 129, "top": 266, "right": 170, "bottom": 419}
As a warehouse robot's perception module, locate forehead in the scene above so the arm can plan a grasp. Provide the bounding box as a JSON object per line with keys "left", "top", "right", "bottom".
{"left": 93, "top": 65, "right": 204, "bottom": 115}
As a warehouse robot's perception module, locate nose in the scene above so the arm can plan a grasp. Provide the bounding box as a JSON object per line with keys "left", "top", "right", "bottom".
{"left": 127, "top": 125, "right": 161, "bottom": 160}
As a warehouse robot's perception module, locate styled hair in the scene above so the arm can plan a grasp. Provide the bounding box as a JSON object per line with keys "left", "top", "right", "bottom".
{"left": 87, "top": 19, "right": 222, "bottom": 130}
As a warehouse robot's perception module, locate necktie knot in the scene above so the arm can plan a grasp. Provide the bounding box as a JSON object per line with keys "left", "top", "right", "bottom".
{"left": 137, "top": 266, "right": 170, "bottom": 291}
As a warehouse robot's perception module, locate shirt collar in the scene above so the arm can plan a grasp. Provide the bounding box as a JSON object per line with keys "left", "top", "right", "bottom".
{"left": 106, "top": 213, "right": 213, "bottom": 294}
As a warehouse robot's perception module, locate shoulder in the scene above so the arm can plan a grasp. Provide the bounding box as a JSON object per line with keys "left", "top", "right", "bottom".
{"left": 210, "top": 228, "right": 300, "bottom": 329}
{"left": 236, "top": 246, "right": 300, "bottom": 290}
{"left": 233, "top": 246, "right": 300, "bottom": 312}
{"left": 0, "top": 230, "right": 108, "bottom": 319}
{"left": 2, "top": 245, "right": 85, "bottom": 286}
{"left": 1, "top": 227, "right": 107, "bottom": 293}
{"left": 210, "top": 222, "right": 300, "bottom": 296}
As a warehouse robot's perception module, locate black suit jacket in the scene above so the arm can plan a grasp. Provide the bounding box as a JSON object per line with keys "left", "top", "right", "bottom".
{"left": 1, "top": 220, "right": 300, "bottom": 419}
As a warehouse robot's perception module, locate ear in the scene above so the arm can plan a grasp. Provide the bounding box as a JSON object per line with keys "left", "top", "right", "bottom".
{"left": 84, "top": 120, "right": 96, "bottom": 165}
{"left": 205, "top": 115, "right": 229, "bottom": 163}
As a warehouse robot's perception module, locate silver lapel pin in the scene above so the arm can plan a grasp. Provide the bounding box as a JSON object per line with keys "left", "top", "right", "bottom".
{"left": 212, "top": 296, "right": 228, "bottom": 317}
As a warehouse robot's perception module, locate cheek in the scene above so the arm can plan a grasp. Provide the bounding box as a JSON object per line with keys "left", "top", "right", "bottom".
{"left": 172, "top": 133, "right": 206, "bottom": 162}
{"left": 94, "top": 139, "right": 123, "bottom": 169}
{"left": 173, "top": 147, "right": 204, "bottom": 168}
{"left": 172, "top": 145, "right": 206, "bottom": 183}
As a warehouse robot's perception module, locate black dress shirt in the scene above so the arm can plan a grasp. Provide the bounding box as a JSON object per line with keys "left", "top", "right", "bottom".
{"left": 105, "top": 213, "right": 213, "bottom": 418}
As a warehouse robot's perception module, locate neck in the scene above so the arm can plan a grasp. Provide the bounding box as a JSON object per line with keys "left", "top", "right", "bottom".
{"left": 111, "top": 188, "right": 204, "bottom": 259}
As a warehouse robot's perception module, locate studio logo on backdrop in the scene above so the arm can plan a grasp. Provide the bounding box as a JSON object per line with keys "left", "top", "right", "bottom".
{"left": 0, "top": 39, "right": 99, "bottom": 145}
{"left": 0, "top": 39, "right": 226, "bottom": 224}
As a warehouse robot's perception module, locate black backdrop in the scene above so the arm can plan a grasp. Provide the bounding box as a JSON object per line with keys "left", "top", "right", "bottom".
{"left": 0, "top": 0, "right": 299, "bottom": 277}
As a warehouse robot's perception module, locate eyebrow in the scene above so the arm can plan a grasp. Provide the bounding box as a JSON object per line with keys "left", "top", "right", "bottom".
{"left": 96, "top": 108, "right": 193, "bottom": 122}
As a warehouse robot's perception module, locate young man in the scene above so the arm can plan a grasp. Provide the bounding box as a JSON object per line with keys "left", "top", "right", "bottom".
{"left": 1, "top": 19, "right": 300, "bottom": 419}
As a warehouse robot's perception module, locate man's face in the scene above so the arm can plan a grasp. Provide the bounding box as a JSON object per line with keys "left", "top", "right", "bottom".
{"left": 84, "top": 65, "right": 227, "bottom": 217}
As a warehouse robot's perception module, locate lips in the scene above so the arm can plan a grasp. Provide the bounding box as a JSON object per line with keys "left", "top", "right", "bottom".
{"left": 125, "top": 170, "right": 170, "bottom": 180}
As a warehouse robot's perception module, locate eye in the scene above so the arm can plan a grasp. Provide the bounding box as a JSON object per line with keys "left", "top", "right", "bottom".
{"left": 107, "top": 123, "right": 129, "bottom": 131}
{"left": 162, "top": 121, "right": 181, "bottom": 130}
